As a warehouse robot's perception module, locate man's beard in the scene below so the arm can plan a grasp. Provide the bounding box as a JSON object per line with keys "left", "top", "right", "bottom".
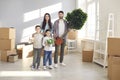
{"left": 59, "top": 16, "right": 63, "bottom": 19}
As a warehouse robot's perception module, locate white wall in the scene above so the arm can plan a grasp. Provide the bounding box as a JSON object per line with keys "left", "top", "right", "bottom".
{"left": 0, "top": 0, "right": 76, "bottom": 43}
{"left": 99, "top": 0, "right": 120, "bottom": 37}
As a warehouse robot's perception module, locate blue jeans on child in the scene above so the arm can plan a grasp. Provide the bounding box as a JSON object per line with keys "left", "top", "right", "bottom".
{"left": 43, "top": 50, "right": 52, "bottom": 66}
{"left": 33, "top": 48, "right": 42, "bottom": 68}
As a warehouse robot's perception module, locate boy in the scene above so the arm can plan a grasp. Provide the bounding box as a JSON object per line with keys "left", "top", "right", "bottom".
{"left": 31, "top": 25, "right": 43, "bottom": 70}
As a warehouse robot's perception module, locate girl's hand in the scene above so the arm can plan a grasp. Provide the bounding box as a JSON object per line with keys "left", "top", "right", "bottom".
{"left": 45, "top": 42, "right": 50, "bottom": 46}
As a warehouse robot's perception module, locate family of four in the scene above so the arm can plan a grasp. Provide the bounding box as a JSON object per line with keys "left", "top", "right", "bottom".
{"left": 31, "top": 11, "right": 69, "bottom": 70}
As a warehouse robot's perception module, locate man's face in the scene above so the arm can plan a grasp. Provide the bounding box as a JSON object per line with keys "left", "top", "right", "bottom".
{"left": 58, "top": 13, "right": 64, "bottom": 19}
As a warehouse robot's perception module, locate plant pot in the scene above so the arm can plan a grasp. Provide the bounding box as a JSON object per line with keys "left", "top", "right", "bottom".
{"left": 67, "top": 29, "right": 78, "bottom": 40}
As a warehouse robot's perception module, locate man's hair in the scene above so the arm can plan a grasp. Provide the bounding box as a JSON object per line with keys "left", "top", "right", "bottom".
{"left": 35, "top": 25, "right": 41, "bottom": 29}
{"left": 58, "top": 11, "right": 64, "bottom": 14}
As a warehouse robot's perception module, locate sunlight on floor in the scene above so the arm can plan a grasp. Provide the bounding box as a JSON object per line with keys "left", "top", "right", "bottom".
{"left": 0, "top": 71, "right": 52, "bottom": 77}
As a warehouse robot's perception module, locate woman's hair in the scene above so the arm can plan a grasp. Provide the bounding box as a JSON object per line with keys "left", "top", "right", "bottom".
{"left": 42, "top": 13, "right": 52, "bottom": 30}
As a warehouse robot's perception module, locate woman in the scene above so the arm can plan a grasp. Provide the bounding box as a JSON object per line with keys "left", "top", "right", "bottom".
{"left": 41, "top": 13, "right": 53, "bottom": 35}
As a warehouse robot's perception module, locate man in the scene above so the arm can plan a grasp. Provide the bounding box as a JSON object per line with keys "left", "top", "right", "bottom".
{"left": 53, "top": 11, "right": 69, "bottom": 68}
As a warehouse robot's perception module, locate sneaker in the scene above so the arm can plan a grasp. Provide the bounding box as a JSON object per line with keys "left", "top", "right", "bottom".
{"left": 36, "top": 66, "right": 41, "bottom": 70}
{"left": 49, "top": 65, "right": 53, "bottom": 69}
{"left": 60, "top": 63, "right": 66, "bottom": 66}
{"left": 31, "top": 67, "right": 35, "bottom": 71}
{"left": 43, "top": 66, "right": 47, "bottom": 70}
{"left": 54, "top": 64, "right": 58, "bottom": 68}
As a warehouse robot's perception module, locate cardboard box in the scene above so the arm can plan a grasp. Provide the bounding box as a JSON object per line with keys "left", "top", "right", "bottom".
{"left": 0, "top": 27, "right": 15, "bottom": 39}
{"left": 17, "top": 44, "right": 25, "bottom": 59}
{"left": 17, "top": 49, "right": 22, "bottom": 59}
{"left": 0, "top": 50, "right": 1, "bottom": 60}
{"left": 108, "top": 37, "right": 120, "bottom": 56}
{"left": 0, "top": 39, "right": 15, "bottom": 50}
{"left": 1, "top": 49, "right": 17, "bottom": 62}
{"left": 8, "top": 54, "right": 18, "bottom": 62}
{"left": 108, "top": 56, "right": 120, "bottom": 80}
{"left": 67, "top": 29, "right": 78, "bottom": 40}
{"left": 82, "top": 50, "right": 93, "bottom": 62}
{"left": 108, "top": 56, "right": 112, "bottom": 79}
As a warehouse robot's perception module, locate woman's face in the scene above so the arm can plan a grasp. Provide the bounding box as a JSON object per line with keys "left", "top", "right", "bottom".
{"left": 45, "top": 15, "right": 50, "bottom": 21}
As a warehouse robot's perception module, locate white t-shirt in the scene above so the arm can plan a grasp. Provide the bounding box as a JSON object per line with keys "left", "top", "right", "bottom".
{"left": 42, "top": 36, "right": 53, "bottom": 51}
{"left": 58, "top": 19, "right": 65, "bottom": 37}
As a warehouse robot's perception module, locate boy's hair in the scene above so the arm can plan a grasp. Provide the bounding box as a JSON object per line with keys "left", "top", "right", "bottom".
{"left": 58, "top": 11, "right": 64, "bottom": 14}
{"left": 35, "top": 25, "right": 41, "bottom": 29}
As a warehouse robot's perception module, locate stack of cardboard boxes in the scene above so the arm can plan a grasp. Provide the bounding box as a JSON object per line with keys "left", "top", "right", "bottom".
{"left": 108, "top": 37, "right": 120, "bottom": 80}
{"left": 0, "top": 27, "right": 18, "bottom": 62}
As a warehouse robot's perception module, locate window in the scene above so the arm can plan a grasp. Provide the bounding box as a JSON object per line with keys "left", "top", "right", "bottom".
{"left": 77, "top": 0, "right": 99, "bottom": 39}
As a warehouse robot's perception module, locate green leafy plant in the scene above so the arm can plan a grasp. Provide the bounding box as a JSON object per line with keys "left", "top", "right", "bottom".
{"left": 66, "top": 8, "right": 87, "bottom": 30}
{"left": 47, "top": 39, "right": 54, "bottom": 44}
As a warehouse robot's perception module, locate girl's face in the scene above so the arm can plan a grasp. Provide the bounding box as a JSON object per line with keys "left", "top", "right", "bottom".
{"left": 46, "top": 31, "right": 51, "bottom": 36}
{"left": 45, "top": 15, "right": 50, "bottom": 21}
{"left": 35, "top": 27, "right": 41, "bottom": 33}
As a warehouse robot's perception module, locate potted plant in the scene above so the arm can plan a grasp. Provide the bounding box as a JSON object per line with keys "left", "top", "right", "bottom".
{"left": 65, "top": 8, "right": 87, "bottom": 40}
{"left": 65, "top": 8, "right": 87, "bottom": 30}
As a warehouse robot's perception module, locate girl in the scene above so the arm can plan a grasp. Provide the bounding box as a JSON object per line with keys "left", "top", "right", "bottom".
{"left": 42, "top": 29, "right": 54, "bottom": 70}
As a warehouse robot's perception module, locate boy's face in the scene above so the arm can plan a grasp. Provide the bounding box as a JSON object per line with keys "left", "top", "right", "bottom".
{"left": 46, "top": 31, "right": 51, "bottom": 36}
{"left": 35, "top": 27, "right": 41, "bottom": 33}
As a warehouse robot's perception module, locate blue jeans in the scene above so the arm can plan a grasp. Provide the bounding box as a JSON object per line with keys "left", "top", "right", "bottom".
{"left": 43, "top": 50, "right": 52, "bottom": 66}
{"left": 33, "top": 48, "right": 42, "bottom": 68}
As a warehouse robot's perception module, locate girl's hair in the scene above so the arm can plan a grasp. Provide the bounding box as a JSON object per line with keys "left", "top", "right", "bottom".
{"left": 45, "top": 29, "right": 50, "bottom": 33}
{"left": 42, "top": 13, "right": 52, "bottom": 30}
{"left": 44, "top": 29, "right": 51, "bottom": 36}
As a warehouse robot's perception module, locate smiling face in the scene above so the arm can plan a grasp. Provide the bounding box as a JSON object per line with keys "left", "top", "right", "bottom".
{"left": 58, "top": 13, "right": 64, "bottom": 19}
{"left": 45, "top": 14, "right": 50, "bottom": 21}
{"left": 46, "top": 30, "right": 51, "bottom": 37}
{"left": 35, "top": 26, "right": 41, "bottom": 33}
